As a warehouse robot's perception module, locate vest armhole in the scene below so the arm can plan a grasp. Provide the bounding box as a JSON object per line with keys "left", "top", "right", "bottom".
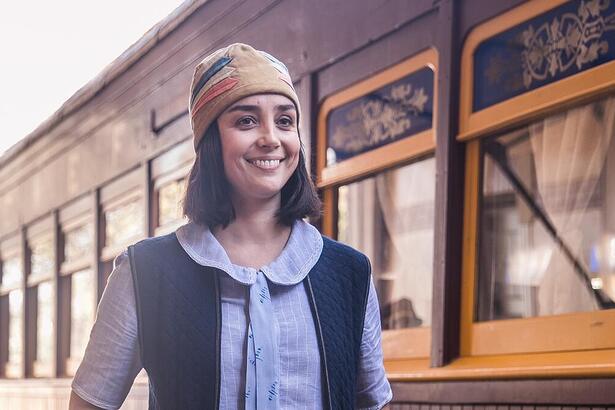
{"left": 127, "top": 245, "right": 146, "bottom": 370}
{"left": 359, "top": 253, "right": 372, "bottom": 350}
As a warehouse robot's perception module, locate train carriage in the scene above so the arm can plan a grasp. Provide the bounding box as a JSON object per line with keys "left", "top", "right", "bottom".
{"left": 0, "top": 0, "right": 614, "bottom": 407}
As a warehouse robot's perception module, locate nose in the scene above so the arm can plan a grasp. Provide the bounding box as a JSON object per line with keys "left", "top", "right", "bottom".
{"left": 257, "top": 120, "right": 281, "bottom": 149}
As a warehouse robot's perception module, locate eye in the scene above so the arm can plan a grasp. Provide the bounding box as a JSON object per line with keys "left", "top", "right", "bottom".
{"left": 277, "top": 115, "right": 295, "bottom": 128}
{"left": 236, "top": 116, "right": 257, "bottom": 127}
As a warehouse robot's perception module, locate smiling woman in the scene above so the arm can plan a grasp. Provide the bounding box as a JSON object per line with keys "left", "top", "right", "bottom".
{"left": 68, "top": 43, "right": 392, "bottom": 410}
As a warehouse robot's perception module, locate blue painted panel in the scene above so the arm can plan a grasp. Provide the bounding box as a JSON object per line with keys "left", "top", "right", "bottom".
{"left": 326, "top": 67, "right": 434, "bottom": 165}
{"left": 473, "top": 0, "right": 615, "bottom": 111}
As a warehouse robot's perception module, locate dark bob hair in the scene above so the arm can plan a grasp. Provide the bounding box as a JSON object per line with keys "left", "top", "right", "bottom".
{"left": 182, "top": 122, "right": 321, "bottom": 229}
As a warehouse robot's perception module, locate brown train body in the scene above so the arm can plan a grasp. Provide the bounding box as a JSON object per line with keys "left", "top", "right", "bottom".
{"left": 0, "top": 0, "right": 614, "bottom": 407}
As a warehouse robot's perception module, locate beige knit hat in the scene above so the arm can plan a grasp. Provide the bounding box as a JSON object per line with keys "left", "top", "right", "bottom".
{"left": 188, "top": 43, "right": 300, "bottom": 150}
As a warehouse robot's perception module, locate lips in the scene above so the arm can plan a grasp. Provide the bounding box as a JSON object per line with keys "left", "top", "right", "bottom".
{"left": 247, "top": 158, "right": 284, "bottom": 170}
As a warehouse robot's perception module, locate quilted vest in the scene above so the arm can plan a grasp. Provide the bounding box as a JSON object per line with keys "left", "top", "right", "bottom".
{"left": 128, "top": 232, "right": 370, "bottom": 409}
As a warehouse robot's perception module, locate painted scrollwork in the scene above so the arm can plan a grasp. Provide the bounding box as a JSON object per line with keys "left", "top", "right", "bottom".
{"left": 522, "top": 0, "right": 615, "bottom": 88}
{"left": 330, "top": 84, "right": 429, "bottom": 154}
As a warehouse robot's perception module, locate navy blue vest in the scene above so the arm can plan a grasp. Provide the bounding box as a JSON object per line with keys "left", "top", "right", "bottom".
{"left": 128, "top": 232, "right": 370, "bottom": 409}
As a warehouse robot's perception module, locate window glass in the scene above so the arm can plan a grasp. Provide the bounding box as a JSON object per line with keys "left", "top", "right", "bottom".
{"left": 2, "top": 256, "right": 22, "bottom": 289}
{"left": 31, "top": 238, "right": 54, "bottom": 278}
{"left": 70, "top": 269, "right": 94, "bottom": 360}
{"left": 64, "top": 223, "right": 93, "bottom": 263}
{"left": 478, "top": 95, "right": 615, "bottom": 321}
{"left": 337, "top": 157, "right": 435, "bottom": 329}
{"left": 8, "top": 289, "right": 23, "bottom": 366}
{"left": 36, "top": 281, "right": 54, "bottom": 365}
{"left": 105, "top": 199, "right": 143, "bottom": 247}
{"left": 158, "top": 178, "right": 187, "bottom": 227}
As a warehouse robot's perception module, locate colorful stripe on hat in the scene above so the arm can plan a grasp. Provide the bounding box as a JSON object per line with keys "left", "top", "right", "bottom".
{"left": 191, "top": 65, "right": 236, "bottom": 109}
{"left": 191, "top": 77, "right": 240, "bottom": 118}
{"left": 190, "top": 56, "right": 233, "bottom": 105}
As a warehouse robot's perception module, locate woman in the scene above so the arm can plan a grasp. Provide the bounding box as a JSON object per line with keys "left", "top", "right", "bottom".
{"left": 70, "top": 43, "right": 392, "bottom": 410}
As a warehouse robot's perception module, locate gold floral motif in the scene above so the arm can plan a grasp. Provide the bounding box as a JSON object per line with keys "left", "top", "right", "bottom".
{"left": 522, "top": 0, "right": 615, "bottom": 88}
{"left": 330, "top": 83, "right": 429, "bottom": 154}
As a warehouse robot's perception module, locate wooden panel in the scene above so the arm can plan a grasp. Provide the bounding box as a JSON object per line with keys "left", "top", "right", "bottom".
{"left": 470, "top": 310, "right": 615, "bottom": 355}
{"left": 151, "top": 139, "right": 194, "bottom": 179}
{"left": 100, "top": 167, "right": 142, "bottom": 205}
{"left": 390, "top": 378, "right": 615, "bottom": 404}
{"left": 382, "top": 327, "right": 431, "bottom": 359}
{"left": 58, "top": 194, "right": 92, "bottom": 225}
{"left": 386, "top": 349, "right": 615, "bottom": 381}
{"left": 430, "top": 0, "right": 464, "bottom": 368}
{"left": 316, "top": 9, "right": 436, "bottom": 100}
{"left": 25, "top": 217, "right": 53, "bottom": 241}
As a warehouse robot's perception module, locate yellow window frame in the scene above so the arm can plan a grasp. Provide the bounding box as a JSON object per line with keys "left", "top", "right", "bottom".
{"left": 458, "top": 0, "right": 615, "bottom": 377}
{"left": 317, "top": 48, "right": 438, "bottom": 366}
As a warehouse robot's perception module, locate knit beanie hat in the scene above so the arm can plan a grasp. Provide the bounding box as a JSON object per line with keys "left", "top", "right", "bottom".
{"left": 188, "top": 43, "right": 300, "bottom": 150}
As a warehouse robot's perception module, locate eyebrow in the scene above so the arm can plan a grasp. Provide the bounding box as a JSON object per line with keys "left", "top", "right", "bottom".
{"left": 226, "top": 104, "right": 296, "bottom": 113}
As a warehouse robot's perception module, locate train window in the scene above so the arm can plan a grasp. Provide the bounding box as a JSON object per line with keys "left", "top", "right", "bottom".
{"left": 104, "top": 199, "right": 143, "bottom": 249}
{"left": 155, "top": 176, "right": 188, "bottom": 236}
{"left": 1, "top": 255, "right": 22, "bottom": 290}
{"left": 67, "top": 268, "right": 95, "bottom": 375}
{"left": 318, "top": 48, "right": 437, "bottom": 363}
{"left": 27, "top": 234, "right": 56, "bottom": 377}
{"left": 33, "top": 280, "right": 54, "bottom": 377}
{"left": 338, "top": 157, "right": 435, "bottom": 331}
{"left": 458, "top": 0, "right": 615, "bottom": 372}
{"left": 58, "top": 213, "right": 96, "bottom": 376}
{"left": 64, "top": 223, "right": 93, "bottom": 266}
{"left": 0, "top": 246, "right": 24, "bottom": 378}
{"left": 29, "top": 237, "right": 54, "bottom": 280}
{"left": 151, "top": 140, "right": 193, "bottom": 237}
{"left": 7, "top": 290, "right": 24, "bottom": 376}
{"left": 478, "top": 96, "right": 615, "bottom": 322}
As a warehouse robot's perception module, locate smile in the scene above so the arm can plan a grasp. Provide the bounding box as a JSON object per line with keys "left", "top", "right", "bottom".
{"left": 248, "top": 158, "right": 283, "bottom": 170}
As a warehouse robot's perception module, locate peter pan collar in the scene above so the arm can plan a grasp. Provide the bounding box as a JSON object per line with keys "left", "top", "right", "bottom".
{"left": 175, "top": 219, "right": 323, "bottom": 286}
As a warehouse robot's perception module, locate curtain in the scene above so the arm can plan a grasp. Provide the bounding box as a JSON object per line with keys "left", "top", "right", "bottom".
{"left": 529, "top": 97, "right": 615, "bottom": 315}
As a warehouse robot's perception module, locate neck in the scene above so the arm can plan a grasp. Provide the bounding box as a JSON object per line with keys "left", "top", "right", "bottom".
{"left": 214, "top": 193, "right": 289, "bottom": 244}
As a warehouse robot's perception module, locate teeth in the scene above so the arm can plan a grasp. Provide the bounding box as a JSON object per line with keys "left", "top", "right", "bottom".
{"left": 251, "top": 159, "right": 281, "bottom": 169}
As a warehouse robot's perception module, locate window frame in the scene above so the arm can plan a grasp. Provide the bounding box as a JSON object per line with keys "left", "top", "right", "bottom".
{"left": 151, "top": 140, "right": 193, "bottom": 237}
{"left": 59, "top": 197, "right": 96, "bottom": 377}
{"left": 100, "top": 168, "right": 146, "bottom": 262}
{"left": 0, "top": 234, "right": 25, "bottom": 379}
{"left": 457, "top": 0, "right": 615, "bottom": 377}
{"left": 25, "top": 216, "right": 56, "bottom": 378}
{"left": 317, "top": 48, "right": 438, "bottom": 366}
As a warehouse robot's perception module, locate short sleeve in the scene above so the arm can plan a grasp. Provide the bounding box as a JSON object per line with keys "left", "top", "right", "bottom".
{"left": 71, "top": 251, "right": 143, "bottom": 410}
{"left": 355, "top": 276, "right": 393, "bottom": 409}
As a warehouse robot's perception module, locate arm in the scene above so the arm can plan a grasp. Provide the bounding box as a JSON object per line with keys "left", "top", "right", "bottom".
{"left": 69, "top": 391, "right": 105, "bottom": 410}
{"left": 70, "top": 252, "right": 143, "bottom": 410}
{"left": 355, "top": 276, "right": 393, "bottom": 410}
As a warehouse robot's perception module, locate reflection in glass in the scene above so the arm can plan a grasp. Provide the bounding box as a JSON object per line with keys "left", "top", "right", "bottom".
{"left": 158, "top": 179, "right": 187, "bottom": 227}
{"left": 479, "top": 96, "right": 615, "bottom": 321}
{"left": 8, "top": 289, "right": 23, "bottom": 366}
{"left": 64, "top": 223, "right": 93, "bottom": 263}
{"left": 2, "top": 256, "right": 22, "bottom": 289}
{"left": 36, "top": 281, "right": 54, "bottom": 365}
{"left": 338, "top": 157, "right": 435, "bottom": 330}
{"left": 70, "top": 269, "right": 94, "bottom": 361}
{"left": 105, "top": 199, "right": 143, "bottom": 247}
{"left": 31, "top": 238, "right": 54, "bottom": 278}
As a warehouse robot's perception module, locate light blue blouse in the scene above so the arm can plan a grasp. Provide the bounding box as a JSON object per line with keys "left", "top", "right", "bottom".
{"left": 72, "top": 220, "right": 392, "bottom": 409}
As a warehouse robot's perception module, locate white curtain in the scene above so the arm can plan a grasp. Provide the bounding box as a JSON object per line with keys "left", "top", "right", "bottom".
{"left": 375, "top": 158, "right": 435, "bottom": 326}
{"left": 529, "top": 97, "right": 615, "bottom": 315}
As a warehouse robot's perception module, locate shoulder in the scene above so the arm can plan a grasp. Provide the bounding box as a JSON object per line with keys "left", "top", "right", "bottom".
{"left": 131, "top": 231, "right": 179, "bottom": 252}
{"left": 319, "top": 235, "right": 371, "bottom": 276}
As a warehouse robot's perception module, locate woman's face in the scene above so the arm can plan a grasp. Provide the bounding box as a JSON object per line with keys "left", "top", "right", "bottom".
{"left": 216, "top": 93, "right": 300, "bottom": 203}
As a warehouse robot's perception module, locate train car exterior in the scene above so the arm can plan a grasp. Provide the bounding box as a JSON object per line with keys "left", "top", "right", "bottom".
{"left": 0, "top": 0, "right": 614, "bottom": 408}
